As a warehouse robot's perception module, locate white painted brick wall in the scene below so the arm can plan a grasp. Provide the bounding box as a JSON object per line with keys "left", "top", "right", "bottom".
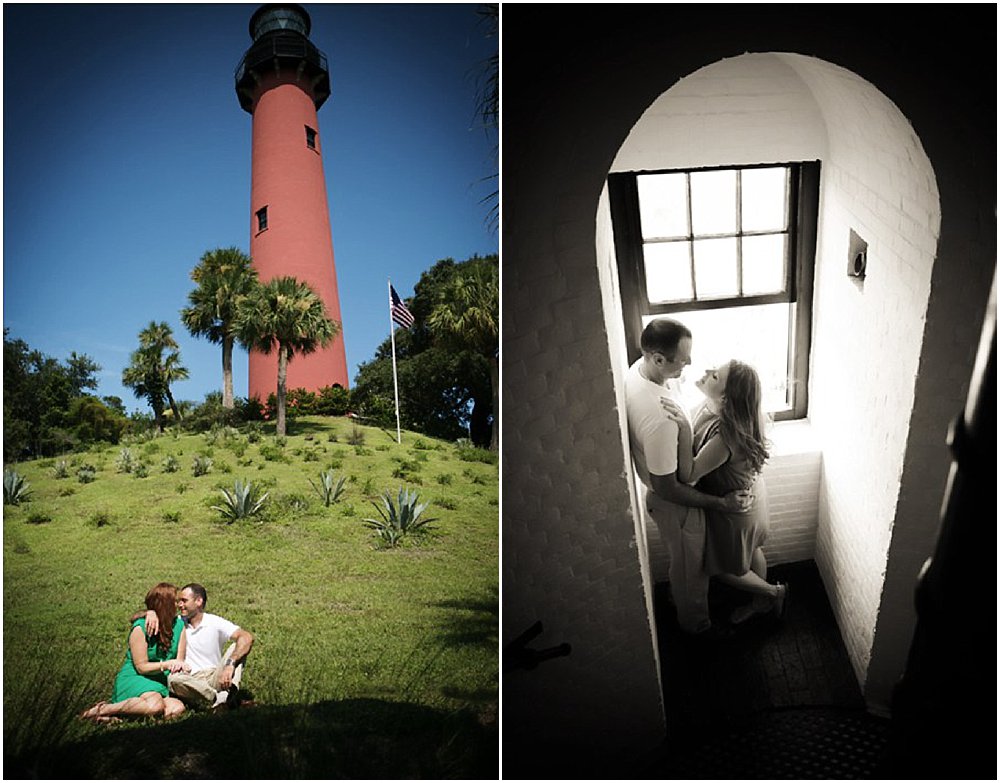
{"left": 780, "top": 54, "right": 940, "bottom": 688}
{"left": 612, "top": 53, "right": 827, "bottom": 173}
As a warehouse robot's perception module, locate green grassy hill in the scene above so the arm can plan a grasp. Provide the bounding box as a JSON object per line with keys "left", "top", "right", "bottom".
{"left": 3, "top": 416, "right": 498, "bottom": 778}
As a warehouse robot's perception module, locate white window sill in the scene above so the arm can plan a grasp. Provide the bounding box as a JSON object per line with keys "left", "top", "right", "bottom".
{"left": 769, "top": 418, "right": 821, "bottom": 457}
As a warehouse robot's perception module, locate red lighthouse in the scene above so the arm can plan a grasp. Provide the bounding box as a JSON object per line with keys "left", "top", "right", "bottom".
{"left": 235, "top": 4, "right": 349, "bottom": 402}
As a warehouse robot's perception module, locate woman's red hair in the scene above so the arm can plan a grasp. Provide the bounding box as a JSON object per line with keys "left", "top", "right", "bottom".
{"left": 144, "top": 582, "right": 178, "bottom": 653}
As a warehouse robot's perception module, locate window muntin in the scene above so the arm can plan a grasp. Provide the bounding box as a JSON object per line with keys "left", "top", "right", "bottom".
{"left": 637, "top": 166, "right": 790, "bottom": 305}
{"left": 610, "top": 162, "right": 818, "bottom": 420}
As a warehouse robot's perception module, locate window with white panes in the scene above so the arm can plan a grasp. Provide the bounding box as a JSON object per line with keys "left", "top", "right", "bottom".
{"left": 608, "top": 162, "right": 819, "bottom": 419}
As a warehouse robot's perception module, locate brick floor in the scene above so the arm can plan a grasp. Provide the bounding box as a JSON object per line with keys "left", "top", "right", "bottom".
{"left": 644, "top": 560, "right": 891, "bottom": 778}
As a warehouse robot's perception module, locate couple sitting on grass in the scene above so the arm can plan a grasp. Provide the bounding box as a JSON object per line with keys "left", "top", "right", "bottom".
{"left": 80, "top": 582, "right": 255, "bottom": 723}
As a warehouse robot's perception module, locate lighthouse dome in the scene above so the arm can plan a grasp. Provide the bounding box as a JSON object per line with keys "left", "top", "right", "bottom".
{"left": 249, "top": 4, "right": 311, "bottom": 41}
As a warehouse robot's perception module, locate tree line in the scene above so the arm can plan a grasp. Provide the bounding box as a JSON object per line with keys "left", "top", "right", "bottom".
{"left": 4, "top": 250, "right": 497, "bottom": 462}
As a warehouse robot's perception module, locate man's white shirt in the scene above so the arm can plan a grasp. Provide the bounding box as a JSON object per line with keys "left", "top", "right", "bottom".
{"left": 625, "top": 359, "right": 689, "bottom": 488}
{"left": 182, "top": 613, "right": 239, "bottom": 673}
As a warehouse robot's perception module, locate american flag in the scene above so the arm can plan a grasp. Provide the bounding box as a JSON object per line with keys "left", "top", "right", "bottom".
{"left": 390, "top": 285, "right": 415, "bottom": 328}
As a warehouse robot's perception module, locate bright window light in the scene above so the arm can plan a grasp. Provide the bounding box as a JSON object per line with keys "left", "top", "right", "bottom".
{"left": 638, "top": 172, "right": 688, "bottom": 239}
{"left": 643, "top": 303, "right": 794, "bottom": 415}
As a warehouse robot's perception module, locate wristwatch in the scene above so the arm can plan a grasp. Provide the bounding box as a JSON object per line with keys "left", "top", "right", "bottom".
{"left": 223, "top": 658, "right": 235, "bottom": 668}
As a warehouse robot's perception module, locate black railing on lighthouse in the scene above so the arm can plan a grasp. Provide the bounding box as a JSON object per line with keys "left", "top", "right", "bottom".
{"left": 235, "top": 32, "right": 331, "bottom": 112}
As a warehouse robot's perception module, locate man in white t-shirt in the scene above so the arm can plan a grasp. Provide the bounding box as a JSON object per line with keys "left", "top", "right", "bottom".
{"left": 625, "top": 318, "right": 752, "bottom": 638}
{"left": 146, "top": 583, "right": 255, "bottom": 709}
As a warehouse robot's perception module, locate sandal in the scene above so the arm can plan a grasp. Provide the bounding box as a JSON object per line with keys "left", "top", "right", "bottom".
{"left": 772, "top": 583, "right": 789, "bottom": 620}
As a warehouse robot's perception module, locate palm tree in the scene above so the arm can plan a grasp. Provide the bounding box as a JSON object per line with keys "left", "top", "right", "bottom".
{"left": 138, "top": 321, "right": 188, "bottom": 422}
{"left": 181, "top": 247, "right": 258, "bottom": 409}
{"left": 161, "top": 349, "right": 190, "bottom": 422}
{"left": 474, "top": 4, "right": 498, "bottom": 233}
{"left": 122, "top": 348, "right": 167, "bottom": 431}
{"left": 428, "top": 257, "right": 499, "bottom": 450}
{"left": 234, "top": 276, "right": 339, "bottom": 437}
{"left": 123, "top": 322, "right": 188, "bottom": 429}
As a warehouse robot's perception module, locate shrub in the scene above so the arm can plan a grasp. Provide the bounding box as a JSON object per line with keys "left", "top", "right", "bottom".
{"left": 25, "top": 510, "right": 52, "bottom": 524}
{"left": 456, "top": 444, "right": 498, "bottom": 465}
{"left": 215, "top": 459, "right": 233, "bottom": 474}
{"left": 77, "top": 465, "right": 97, "bottom": 484}
{"left": 436, "top": 473, "right": 454, "bottom": 485}
{"left": 52, "top": 460, "right": 70, "bottom": 479}
{"left": 436, "top": 497, "right": 458, "bottom": 511}
{"left": 132, "top": 462, "right": 149, "bottom": 479}
{"left": 212, "top": 479, "right": 269, "bottom": 523}
{"left": 346, "top": 426, "right": 366, "bottom": 446}
{"left": 310, "top": 470, "right": 347, "bottom": 506}
{"left": 88, "top": 510, "right": 112, "bottom": 528}
{"left": 353, "top": 446, "right": 373, "bottom": 457}
{"left": 192, "top": 456, "right": 213, "bottom": 477}
{"left": 161, "top": 455, "right": 180, "bottom": 473}
{"left": 161, "top": 511, "right": 181, "bottom": 524}
{"left": 285, "top": 387, "right": 317, "bottom": 415}
{"left": 182, "top": 392, "right": 244, "bottom": 433}
{"left": 58, "top": 486, "right": 76, "bottom": 497}
{"left": 392, "top": 459, "right": 423, "bottom": 484}
{"left": 361, "top": 476, "right": 376, "bottom": 496}
{"left": 362, "top": 487, "right": 436, "bottom": 548}
{"left": 259, "top": 444, "right": 289, "bottom": 463}
{"left": 271, "top": 493, "right": 311, "bottom": 517}
{"left": 114, "top": 448, "right": 137, "bottom": 474}
{"left": 314, "top": 384, "right": 350, "bottom": 416}
{"left": 175, "top": 482, "right": 189, "bottom": 494}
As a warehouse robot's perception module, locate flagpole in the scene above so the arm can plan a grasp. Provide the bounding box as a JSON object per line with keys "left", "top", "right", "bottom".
{"left": 388, "top": 278, "right": 402, "bottom": 444}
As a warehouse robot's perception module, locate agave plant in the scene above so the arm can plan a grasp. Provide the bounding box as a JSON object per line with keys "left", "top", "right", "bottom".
{"left": 52, "top": 460, "right": 70, "bottom": 479}
{"left": 192, "top": 455, "right": 213, "bottom": 477}
{"left": 115, "top": 448, "right": 137, "bottom": 474}
{"left": 3, "top": 469, "right": 32, "bottom": 505}
{"left": 309, "top": 470, "right": 347, "bottom": 507}
{"left": 362, "top": 487, "right": 436, "bottom": 548}
{"left": 212, "top": 479, "right": 269, "bottom": 523}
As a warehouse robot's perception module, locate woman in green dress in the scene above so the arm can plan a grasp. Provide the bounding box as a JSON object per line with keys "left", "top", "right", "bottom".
{"left": 80, "top": 582, "right": 190, "bottom": 722}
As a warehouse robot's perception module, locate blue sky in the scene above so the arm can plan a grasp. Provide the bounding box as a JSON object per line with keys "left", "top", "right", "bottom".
{"left": 3, "top": 2, "right": 498, "bottom": 412}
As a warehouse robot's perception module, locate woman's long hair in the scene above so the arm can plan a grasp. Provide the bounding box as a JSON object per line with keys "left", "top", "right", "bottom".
{"left": 144, "top": 582, "right": 178, "bottom": 654}
{"left": 718, "top": 360, "right": 771, "bottom": 474}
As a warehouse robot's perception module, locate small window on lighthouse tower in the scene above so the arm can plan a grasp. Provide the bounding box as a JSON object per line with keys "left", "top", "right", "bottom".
{"left": 256, "top": 206, "right": 268, "bottom": 232}
{"left": 305, "top": 126, "right": 317, "bottom": 150}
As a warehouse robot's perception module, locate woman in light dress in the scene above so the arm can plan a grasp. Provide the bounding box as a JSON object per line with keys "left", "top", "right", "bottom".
{"left": 662, "top": 359, "right": 788, "bottom": 624}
